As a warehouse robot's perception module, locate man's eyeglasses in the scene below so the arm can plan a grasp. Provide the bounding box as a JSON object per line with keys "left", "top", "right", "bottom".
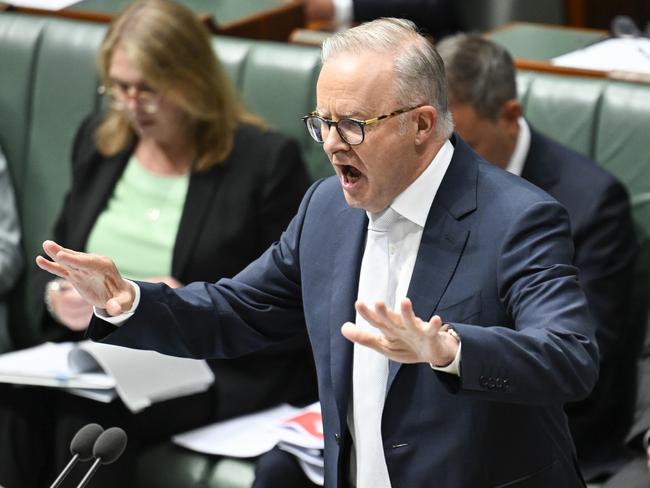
{"left": 97, "top": 83, "right": 160, "bottom": 114}
{"left": 301, "top": 105, "right": 423, "bottom": 145}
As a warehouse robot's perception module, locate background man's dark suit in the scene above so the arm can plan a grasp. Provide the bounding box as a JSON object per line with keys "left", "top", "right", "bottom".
{"left": 92, "top": 135, "right": 598, "bottom": 487}
{"left": 352, "top": 0, "right": 460, "bottom": 37}
{"left": 604, "top": 312, "right": 650, "bottom": 487}
{"left": 522, "top": 127, "right": 638, "bottom": 476}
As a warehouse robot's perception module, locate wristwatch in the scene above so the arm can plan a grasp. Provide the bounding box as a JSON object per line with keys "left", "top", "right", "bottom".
{"left": 441, "top": 324, "right": 460, "bottom": 344}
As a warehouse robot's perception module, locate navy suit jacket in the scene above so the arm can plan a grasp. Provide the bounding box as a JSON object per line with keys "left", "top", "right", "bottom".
{"left": 522, "top": 127, "right": 638, "bottom": 473}
{"left": 91, "top": 136, "right": 598, "bottom": 487}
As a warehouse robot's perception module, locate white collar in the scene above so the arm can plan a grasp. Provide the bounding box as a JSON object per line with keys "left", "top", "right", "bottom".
{"left": 505, "top": 117, "right": 530, "bottom": 177}
{"left": 371, "top": 139, "right": 454, "bottom": 228}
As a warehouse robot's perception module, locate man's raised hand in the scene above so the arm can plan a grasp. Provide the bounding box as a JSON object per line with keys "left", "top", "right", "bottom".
{"left": 36, "top": 240, "right": 135, "bottom": 316}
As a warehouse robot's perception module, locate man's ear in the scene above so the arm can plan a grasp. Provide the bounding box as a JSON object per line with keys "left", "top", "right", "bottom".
{"left": 501, "top": 99, "right": 522, "bottom": 123}
{"left": 414, "top": 106, "right": 437, "bottom": 145}
{"left": 499, "top": 99, "right": 522, "bottom": 136}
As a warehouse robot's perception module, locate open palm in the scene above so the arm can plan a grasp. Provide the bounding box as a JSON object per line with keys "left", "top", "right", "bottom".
{"left": 36, "top": 240, "right": 134, "bottom": 316}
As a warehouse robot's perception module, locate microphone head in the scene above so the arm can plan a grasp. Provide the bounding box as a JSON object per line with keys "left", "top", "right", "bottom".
{"left": 93, "top": 427, "right": 128, "bottom": 465}
{"left": 70, "top": 423, "right": 104, "bottom": 461}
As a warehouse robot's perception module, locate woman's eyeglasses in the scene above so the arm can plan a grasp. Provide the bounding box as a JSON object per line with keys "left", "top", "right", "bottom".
{"left": 97, "top": 83, "right": 160, "bottom": 114}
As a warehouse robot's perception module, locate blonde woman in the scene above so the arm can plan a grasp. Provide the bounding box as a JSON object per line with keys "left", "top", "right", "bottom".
{"left": 0, "top": 1, "right": 316, "bottom": 486}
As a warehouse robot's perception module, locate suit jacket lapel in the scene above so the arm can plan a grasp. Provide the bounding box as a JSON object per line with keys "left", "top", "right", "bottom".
{"left": 387, "top": 136, "right": 477, "bottom": 390}
{"left": 521, "top": 128, "right": 559, "bottom": 193}
{"left": 329, "top": 205, "right": 367, "bottom": 424}
{"left": 172, "top": 163, "right": 223, "bottom": 278}
{"left": 73, "top": 150, "right": 130, "bottom": 250}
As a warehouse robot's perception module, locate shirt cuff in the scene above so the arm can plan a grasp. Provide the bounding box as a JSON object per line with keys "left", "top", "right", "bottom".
{"left": 643, "top": 428, "right": 650, "bottom": 450}
{"left": 430, "top": 342, "right": 462, "bottom": 376}
{"left": 93, "top": 280, "right": 140, "bottom": 327}
{"left": 333, "top": 0, "right": 353, "bottom": 27}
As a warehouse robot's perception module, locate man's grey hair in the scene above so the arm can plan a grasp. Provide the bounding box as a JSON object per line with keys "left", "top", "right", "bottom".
{"left": 436, "top": 33, "right": 517, "bottom": 121}
{"left": 322, "top": 18, "right": 454, "bottom": 139}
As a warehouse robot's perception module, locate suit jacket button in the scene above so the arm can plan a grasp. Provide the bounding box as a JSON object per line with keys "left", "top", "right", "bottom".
{"left": 334, "top": 433, "right": 341, "bottom": 444}
{"left": 479, "top": 375, "right": 488, "bottom": 387}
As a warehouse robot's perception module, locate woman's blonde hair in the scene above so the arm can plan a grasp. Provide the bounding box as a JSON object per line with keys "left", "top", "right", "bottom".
{"left": 95, "top": 0, "right": 263, "bottom": 171}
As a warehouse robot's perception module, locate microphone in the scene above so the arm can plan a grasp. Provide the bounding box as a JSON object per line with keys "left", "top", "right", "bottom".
{"left": 49, "top": 423, "right": 104, "bottom": 488}
{"left": 76, "top": 426, "right": 128, "bottom": 488}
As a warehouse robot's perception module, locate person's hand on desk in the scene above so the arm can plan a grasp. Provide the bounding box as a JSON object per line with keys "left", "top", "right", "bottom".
{"left": 36, "top": 240, "right": 135, "bottom": 317}
{"left": 45, "top": 278, "right": 93, "bottom": 331}
{"left": 341, "top": 298, "right": 460, "bottom": 367}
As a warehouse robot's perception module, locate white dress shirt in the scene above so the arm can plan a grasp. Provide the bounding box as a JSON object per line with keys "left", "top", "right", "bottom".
{"left": 505, "top": 117, "right": 531, "bottom": 177}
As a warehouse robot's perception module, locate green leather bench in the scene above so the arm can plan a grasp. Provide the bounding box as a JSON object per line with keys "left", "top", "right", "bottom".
{"left": 1, "top": 12, "right": 649, "bottom": 488}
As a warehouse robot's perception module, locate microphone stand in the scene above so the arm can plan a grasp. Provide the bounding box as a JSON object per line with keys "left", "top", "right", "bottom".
{"left": 76, "top": 458, "right": 102, "bottom": 488}
{"left": 49, "top": 453, "right": 79, "bottom": 488}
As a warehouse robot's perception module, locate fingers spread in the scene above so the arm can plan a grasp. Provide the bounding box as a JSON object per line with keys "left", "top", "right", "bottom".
{"left": 35, "top": 255, "right": 69, "bottom": 280}
{"left": 42, "top": 240, "right": 63, "bottom": 261}
{"left": 55, "top": 250, "right": 96, "bottom": 270}
{"left": 341, "top": 322, "right": 380, "bottom": 349}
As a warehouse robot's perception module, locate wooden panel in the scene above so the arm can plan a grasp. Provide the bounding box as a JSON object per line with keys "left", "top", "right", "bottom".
{"left": 3, "top": 0, "right": 305, "bottom": 41}
{"left": 565, "top": 0, "right": 649, "bottom": 29}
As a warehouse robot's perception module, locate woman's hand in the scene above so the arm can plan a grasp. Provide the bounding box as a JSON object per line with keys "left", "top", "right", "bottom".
{"left": 46, "top": 280, "right": 93, "bottom": 331}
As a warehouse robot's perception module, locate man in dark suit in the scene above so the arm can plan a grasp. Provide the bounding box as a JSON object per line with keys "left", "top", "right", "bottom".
{"left": 437, "top": 33, "right": 639, "bottom": 482}
{"left": 304, "top": 0, "right": 460, "bottom": 38}
{"left": 38, "top": 18, "right": 598, "bottom": 487}
{"left": 604, "top": 312, "right": 650, "bottom": 488}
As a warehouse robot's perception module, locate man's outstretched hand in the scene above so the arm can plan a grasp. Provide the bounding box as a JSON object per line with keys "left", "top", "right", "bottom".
{"left": 341, "top": 298, "right": 459, "bottom": 366}
{"left": 36, "top": 240, "right": 135, "bottom": 316}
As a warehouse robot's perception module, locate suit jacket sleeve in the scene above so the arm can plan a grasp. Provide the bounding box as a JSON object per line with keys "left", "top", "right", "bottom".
{"left": 449, "top": 200, "right": 599, "bottom": 405}
{"left": 87, "top": 179, "right": 324, "bottom": 359}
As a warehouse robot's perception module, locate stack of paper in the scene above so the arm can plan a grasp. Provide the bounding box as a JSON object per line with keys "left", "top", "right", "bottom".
{"left": 552, "top": 37, "right": 650, "bottom": 75}
{"left": 276, "top": 403, "right": 324, "bottom": 485}
{"left": 173, "top": 402, "right": 324, "bottom": 485}
{"left": 0, "top": 341, "right": 214, "bottom": 413}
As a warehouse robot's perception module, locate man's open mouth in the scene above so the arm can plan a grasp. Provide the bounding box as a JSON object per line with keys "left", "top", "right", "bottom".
{"left": 341, "top": 164, "right": 362, "bottom": 183}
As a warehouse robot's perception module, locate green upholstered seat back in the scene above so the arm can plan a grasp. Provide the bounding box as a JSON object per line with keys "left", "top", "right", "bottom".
{"left": 212, "top": 36, "right": 330, "bottom": 180}
{"left": 520, "top": 73, "right": 606, "bottom": 158}
{"left": 0, "top": 15, "right": 46, "bottom": 194}
{"left": 0, "top": 14, "right": 106, "bottom": 345}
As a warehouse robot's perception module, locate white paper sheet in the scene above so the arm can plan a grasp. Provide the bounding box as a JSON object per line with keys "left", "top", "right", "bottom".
{"left": 552, "top": 37, "right": 650, "bottom": 74}
{"left": 173, "top": 404, "right": 300, "bottom": 457}
{"left": 0, "top": 342, "right": 114, "bottom": 389}
{"left": 8, "top": 0, "right": 82, "bottom": 10}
